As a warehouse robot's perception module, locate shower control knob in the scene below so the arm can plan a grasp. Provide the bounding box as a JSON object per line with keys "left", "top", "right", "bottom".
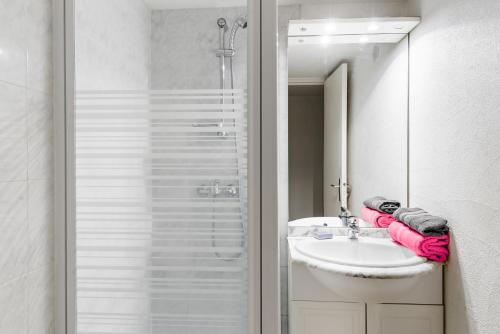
{"left": 197, "top": 184, "right": 211, "bottom": 197}
{"left": 217, "top": 18, "right": 227, "bottom": 29}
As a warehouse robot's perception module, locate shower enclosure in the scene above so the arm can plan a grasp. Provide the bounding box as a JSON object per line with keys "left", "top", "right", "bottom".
{"left": 53, "top": 0, "right": 278, "bottom": 332}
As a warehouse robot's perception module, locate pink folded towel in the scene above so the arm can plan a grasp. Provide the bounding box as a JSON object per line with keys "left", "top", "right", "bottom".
{"left": 361, "top": 207, "right": 397, "bottom": 228}
{"left": 388, "top": 221, "right": 449, "bottom": 262}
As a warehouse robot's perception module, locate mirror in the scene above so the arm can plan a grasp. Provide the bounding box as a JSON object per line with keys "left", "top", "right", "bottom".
{"left": 287, "top": 18, "right": 419, "bottom": 225}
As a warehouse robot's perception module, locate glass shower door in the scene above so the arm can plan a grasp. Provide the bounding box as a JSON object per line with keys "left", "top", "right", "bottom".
{"left": 73, "top": 2, "right": 250, "bottom": 333}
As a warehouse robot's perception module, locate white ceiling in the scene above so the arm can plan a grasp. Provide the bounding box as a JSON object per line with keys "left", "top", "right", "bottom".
{"left": 288, "top": 40, "right": 398, "bottom": 81}
{"left": 288, "top": 17, "right": 417, "bottom": 80}
{"left": 288, "top": 17, "right": 420, "bottom": 36}
{"left": 144, "top": 0, "right": 405, "bottom": 10}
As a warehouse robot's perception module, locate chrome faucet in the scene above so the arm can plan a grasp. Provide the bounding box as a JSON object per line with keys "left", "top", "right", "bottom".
{"left": 339, "top": 207, "right": 359, "bottom": 240}
{"left": 339, "top": 206, "right": 351, "bottom": 226}
{"left": 347, "top": 217, "right": 360, "bottom": 240}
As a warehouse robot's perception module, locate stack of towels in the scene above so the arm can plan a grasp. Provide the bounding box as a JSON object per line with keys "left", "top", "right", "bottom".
{"left": 361, "top": 197, "right": 450, "bottom": 263}
{"left": 361, "top": 196, "right": 400, "bottom": 228}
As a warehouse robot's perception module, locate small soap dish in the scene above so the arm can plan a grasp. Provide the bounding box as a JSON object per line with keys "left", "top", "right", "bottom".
{"left": 311, "top": 224, "right": 333, "bottom": 240}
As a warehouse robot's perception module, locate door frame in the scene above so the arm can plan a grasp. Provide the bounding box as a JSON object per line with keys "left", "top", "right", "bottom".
{"left": 323, "top": 63, "right": 349, "bottom": 215}
{"left": 52, "top": 0, "right": 280, "bottom": 333}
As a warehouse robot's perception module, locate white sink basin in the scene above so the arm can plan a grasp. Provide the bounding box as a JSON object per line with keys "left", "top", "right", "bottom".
{"left": 290, "top": 237, "right": 437, "bottom": 302}
{"left": 296, "top": 237, "right": 427, "bottom": 268}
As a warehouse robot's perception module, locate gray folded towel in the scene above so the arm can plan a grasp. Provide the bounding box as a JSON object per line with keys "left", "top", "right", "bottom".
{"left": 392, "top": 207, "right": 449, "bottom": 236}
{"left": 363, "top": 196, "right": 401, "bottom": 214}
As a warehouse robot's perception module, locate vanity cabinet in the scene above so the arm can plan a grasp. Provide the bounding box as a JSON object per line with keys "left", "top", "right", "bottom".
{"left": 290, "top": 301, "right": 443, "bottom": 334}
{"left": 288, "top": 238, "right": 445, "bottom": 334}
{"left": 291, "top": 301, "right": 365, "bottom": 334}
{"left": 367, "top": 304, "right": 443, "bottom": 334}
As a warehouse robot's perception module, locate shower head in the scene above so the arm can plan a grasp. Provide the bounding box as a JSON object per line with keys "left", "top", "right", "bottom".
{"left": 229, "top": 17, "right": 248, "bottom": 51}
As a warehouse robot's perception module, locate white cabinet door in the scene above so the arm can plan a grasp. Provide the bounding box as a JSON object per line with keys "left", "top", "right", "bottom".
{"left": 367, "top": 304, "right": 443, "bottom": 334}
{"left": 291, "top": 301, "right": 365, "bottom": 334}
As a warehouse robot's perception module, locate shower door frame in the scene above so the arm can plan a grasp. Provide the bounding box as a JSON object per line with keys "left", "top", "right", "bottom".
{"left": 53, "top": 0, "right": 280, "bottom": 334}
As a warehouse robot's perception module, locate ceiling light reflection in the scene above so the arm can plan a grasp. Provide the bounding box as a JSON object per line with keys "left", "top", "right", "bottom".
{"left": 368, "top": 22, "right": 379, "bottom": 31}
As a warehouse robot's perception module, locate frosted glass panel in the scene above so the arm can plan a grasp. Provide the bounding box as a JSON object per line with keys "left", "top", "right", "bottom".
{"left": 75, "top": 90, "right": 248, "bottom": 333}
{"left": 74, "top": 1, "right": 250, "bottom": 332}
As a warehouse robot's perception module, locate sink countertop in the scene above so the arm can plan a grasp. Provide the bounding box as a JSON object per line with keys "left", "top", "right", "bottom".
{"left": 289, "top": 224, "right": 389, "bottom": 238}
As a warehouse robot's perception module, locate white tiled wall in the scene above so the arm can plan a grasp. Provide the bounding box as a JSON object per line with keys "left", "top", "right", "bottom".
{"left": 0, "top": 0, "right": 54, "bottom": 332}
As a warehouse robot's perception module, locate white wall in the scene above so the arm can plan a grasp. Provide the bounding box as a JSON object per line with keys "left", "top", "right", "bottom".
{"left": 407, "top": 1, "right": 500, "bottom": 333}
{"left": 348, "top": 40, "right": 409, "bottom": 216}
{"left": 0, "top": 0, "right": 54, "bottom": 332}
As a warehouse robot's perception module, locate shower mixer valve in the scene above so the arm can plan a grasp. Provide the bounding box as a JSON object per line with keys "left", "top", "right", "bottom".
{"left": 197, "top": 180, "right": 239, "bottom": 198}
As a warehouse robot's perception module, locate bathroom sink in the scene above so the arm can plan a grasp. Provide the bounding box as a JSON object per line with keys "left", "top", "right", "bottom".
{"left": 295, "top": 237, "right": 426, "bottom": 268}
{"left": 290, "top": 237, "right": 437, "bottom": 302}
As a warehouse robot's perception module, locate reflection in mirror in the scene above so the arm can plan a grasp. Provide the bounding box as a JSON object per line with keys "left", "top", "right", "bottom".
{"left": 288, "top": 17, "right": 419, "bottom": 226}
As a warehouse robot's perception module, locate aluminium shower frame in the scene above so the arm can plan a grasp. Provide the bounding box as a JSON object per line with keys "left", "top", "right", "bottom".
{"left": 52, "top": 0, "right": 280, "bottom": 334}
